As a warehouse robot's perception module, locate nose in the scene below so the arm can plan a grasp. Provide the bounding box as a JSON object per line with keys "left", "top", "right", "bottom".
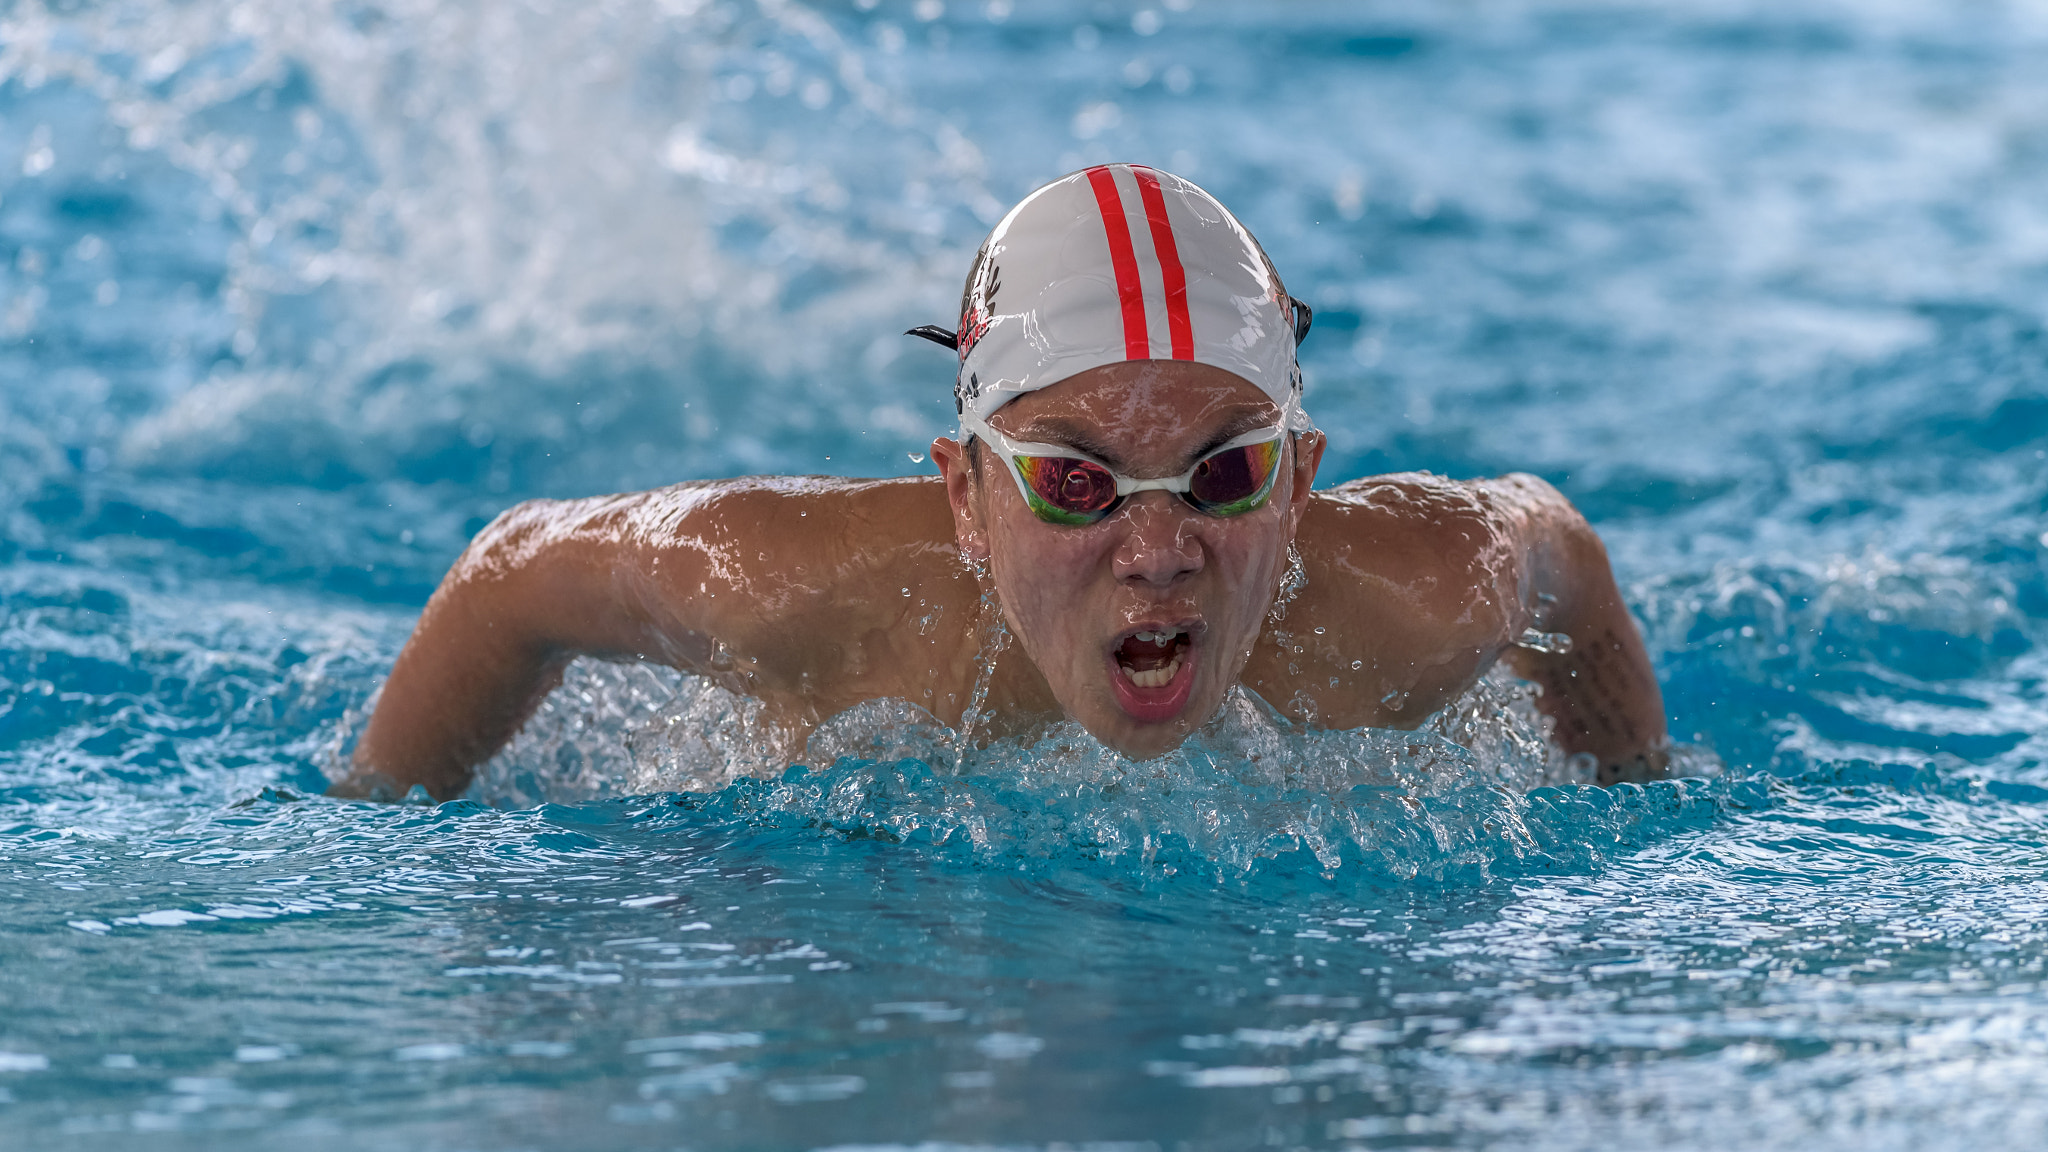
{"left": 1112, "top": 492, "right": 1204, "bottom": 588}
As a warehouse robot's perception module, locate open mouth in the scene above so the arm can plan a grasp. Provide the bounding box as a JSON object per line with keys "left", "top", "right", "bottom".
{"left": 1108, "top": 624, "right": 1199, "bottom": 723}
{"left": 1117, "top": 627, "right": 1191, "bottom": 687}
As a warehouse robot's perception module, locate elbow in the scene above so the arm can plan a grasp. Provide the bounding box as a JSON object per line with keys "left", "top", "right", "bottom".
{"left": 416, "top": 500, "right": 575, "bottom": 665}
{"left": 439, "top": 498, "right": 580, "bottom": 602}
{"left": 456, "top": 499, "right": 554, "bottom": 571}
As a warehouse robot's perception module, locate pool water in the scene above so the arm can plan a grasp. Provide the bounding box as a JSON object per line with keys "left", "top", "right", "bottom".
{"left": 5, "top": 0, "right": 2048, "bottom": 1148}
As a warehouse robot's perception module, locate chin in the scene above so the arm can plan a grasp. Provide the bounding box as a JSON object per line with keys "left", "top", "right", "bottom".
{"left": 1100, "top": 724, "right": 1195, "bottom": 761}
{"left": 1083, "top": 669, "right": 1223, "bottom": 761}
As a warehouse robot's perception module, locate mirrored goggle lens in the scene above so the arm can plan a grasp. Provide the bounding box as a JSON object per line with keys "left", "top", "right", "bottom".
{"left": 1014, "top": 455, "right": 1120, "bottom": 523}
{"left": 1187, "top": 439, "right": 1283, "bottom": 514}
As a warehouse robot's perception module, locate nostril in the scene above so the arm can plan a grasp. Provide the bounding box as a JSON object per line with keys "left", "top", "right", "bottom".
{"left": 1114, "top": 519, "right": 1204, "bottom": 584}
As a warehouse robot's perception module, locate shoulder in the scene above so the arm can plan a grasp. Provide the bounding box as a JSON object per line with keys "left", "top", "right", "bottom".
{"left": 471, "top": 475, "right": 947, "bottom": 554}
{"left": 1250, "top": 471, "right": 1561, "bottom": 728}
{"left": 1312, "top": 470, "right": 1560, "bottom": 522}
{"left": 446, "top": 476, "right": 956, "bottom": 611}
{"left": 1302, "top": 471, "right": 1550, "bottom": 584}
{"left": 449, "top": 474, "right": 966, "bottom": 671}
{"left": 629, "top": 476, "right": 955, "bottom": 572}
{"left": 1291, "top": 470, "right": 1577, "bottom": 659}
{"left": 609, "top": 476, "right": 960, "bottom": 617}
{"left": 646, "top": 474, "right": 946, "bottom": 531}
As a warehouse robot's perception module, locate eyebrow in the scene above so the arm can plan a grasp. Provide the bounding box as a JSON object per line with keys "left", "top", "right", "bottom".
{"left": 1010, "top": 409, "right": 1279, "bottom": 471}
{"left": 1009, "top": 418, "right": 1127, "bottom": 466}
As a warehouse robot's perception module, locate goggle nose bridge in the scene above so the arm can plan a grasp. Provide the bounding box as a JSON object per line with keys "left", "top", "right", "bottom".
{"left": 1117, "top": 475, "right": 1198, "bottom": 498}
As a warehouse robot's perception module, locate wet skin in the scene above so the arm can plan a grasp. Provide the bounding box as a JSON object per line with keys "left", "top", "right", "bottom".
{"left": 335, "top": 362, "right": 1668, "bottom": 801}
{"left": 935, "top": 363, "right": 1320, "bottom": 760}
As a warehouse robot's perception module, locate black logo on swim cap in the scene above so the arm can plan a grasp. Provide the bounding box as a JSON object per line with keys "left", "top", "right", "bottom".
{"left": 958, "top": 260, "right": 1001, "bottom": 360}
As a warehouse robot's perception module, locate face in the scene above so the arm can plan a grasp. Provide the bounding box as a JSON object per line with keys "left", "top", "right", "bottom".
{"left": 932, "top": 361, "right": 1325, "bottom": 759}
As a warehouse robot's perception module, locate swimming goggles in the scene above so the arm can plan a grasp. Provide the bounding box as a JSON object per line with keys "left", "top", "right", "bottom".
{"left": 962, "top": 411, "right": 1289, "bottom": 526}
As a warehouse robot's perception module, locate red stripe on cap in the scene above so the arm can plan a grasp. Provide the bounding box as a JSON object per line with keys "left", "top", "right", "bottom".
{"left": 1131, "top": 167, "right": 1193, "bottom": 360}
{"left": 1085, "top": 166, "right": 1151, "bottom": 360}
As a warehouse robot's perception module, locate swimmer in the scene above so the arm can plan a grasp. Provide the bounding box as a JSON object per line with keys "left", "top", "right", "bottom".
{"left": 331, "top": 164, "right": 1668, "bottom": 801}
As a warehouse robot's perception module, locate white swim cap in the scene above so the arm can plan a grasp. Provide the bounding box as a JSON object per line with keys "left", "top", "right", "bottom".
{"left": 909, "top": 163, "right": 1313, "bottom": 433}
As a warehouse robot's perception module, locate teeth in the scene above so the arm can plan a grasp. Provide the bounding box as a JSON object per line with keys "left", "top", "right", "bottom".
{"left": 1120, "top": 655, "right": 1183, "bottom": 689}
{"left": 1133, "top": 628, "right": 1184, "bottom": 645}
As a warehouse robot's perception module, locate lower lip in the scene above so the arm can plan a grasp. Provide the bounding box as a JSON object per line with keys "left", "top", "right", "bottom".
{"left": 1108, "top": 644, "right": 1198, "bottom": 724}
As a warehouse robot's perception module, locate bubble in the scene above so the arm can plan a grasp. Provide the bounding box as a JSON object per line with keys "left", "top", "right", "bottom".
{"left": 465, "top": 659, "right": 1617, "bottom": 871}
{"left": 1514, "top": 629, "right": 1573, "bottom": 655}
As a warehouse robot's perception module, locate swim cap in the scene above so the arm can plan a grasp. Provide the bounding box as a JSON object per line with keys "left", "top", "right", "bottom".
{"left": 910, "top": 164, "right": 1313, "bottom": 433}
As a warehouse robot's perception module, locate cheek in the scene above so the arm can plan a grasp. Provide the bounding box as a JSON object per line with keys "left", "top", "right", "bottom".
{"left": 1200, "top": 515, "right": 1291, "bottom": 629}
{"left": 985, "top": 511, "right": 1111, "bottom": 650}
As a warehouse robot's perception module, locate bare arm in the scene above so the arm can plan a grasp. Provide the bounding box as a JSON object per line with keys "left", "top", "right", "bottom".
{"left": 1255, "top": 472, "right": 1668, "bottom": 782}
{"left": 329, "top": 478, "right": 977, "bottom": 802}
{"left": 1487, "top": 476, "right": 1669, "bottom": 782}
{"left": 328, "top": 493, "right": 696, "bottom": 801}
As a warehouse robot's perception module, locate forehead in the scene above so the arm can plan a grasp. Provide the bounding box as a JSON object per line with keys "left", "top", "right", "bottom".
{"left": 989, "top": 362, "right": 1279, "bottom": 462}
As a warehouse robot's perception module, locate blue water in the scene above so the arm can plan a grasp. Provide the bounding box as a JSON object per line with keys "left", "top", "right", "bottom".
{"left": 5, "top": 0, "right": 2048, "bottom": 1147}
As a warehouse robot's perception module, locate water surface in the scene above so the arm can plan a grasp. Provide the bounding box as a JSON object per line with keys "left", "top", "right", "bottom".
{"left": 3, "top": 1, "right": 2048, "bottom": 1148}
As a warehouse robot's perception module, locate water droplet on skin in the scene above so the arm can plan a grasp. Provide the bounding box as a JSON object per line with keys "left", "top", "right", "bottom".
{"left": 1350, "top": 660, "right": 1362, "bottom": 670}
{"left": 902, "top": 587, "right": 911, "bottom": 596}
{"left": 1380, "top": 688, "right": 1407, "bottom": 711}
{"left": 1514, "top": 628, "right": 1573, "bottom": 655}
{"left": 1313, "top": 626, "right": 1325, "bottom": 635}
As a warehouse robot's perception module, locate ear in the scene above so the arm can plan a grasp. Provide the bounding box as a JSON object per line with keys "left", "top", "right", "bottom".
{"left": 930, "top": 435, "right": 991, "bottom": 564}
{"left": 1282, "top": 430, "right": 1325, "bottom": 538}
